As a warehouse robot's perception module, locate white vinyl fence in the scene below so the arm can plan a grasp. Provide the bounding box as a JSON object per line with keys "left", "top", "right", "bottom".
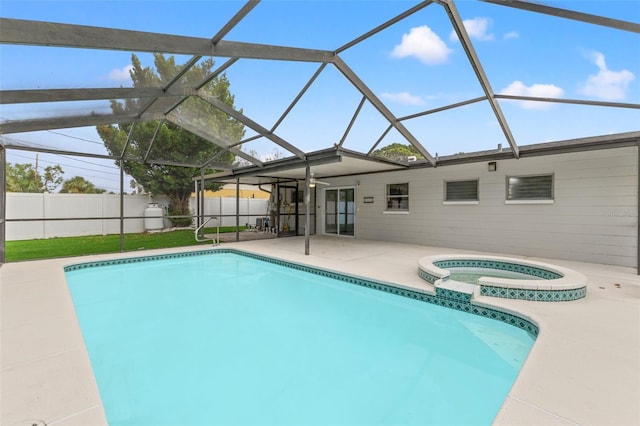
{"left": 5, "top": 192, "right": 269, "bottom": 241}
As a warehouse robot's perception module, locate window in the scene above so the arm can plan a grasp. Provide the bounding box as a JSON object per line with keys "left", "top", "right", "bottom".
{"left": 444, "top": 179, "right": 478, "bottom": 202}
{"left": 506, "top": 174, "right": 553, "bottom": 201}
{"left": 386, "top": 183, "right": 409, "bottom": 211}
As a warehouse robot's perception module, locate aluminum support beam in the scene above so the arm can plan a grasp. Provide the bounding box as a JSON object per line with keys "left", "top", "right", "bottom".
{"left": 160, "top": 59, "right": 239, "bottom": 118}
{"left": 146, "top": 159, "right": 230, "bottom": 169}
{"left": 398, "top": 96, "right": 487, "bottom": 121}
{"left": 143, "top": 120, "right": 165, "bottom": 162}
{"left": 119, "top": 162, "right": 125, "bottom": 253}
{"left": 212, "top": 1, "right": 260, "bottom": 44}
{"left": 195, "top": 58, "right": 239, "bottom": 91}
{"left": 0, "top": 18, "right": 335, "bottom": 62}
{"left": 305, "top": 164, "right": 310, "bottom": 255}
{"left": 198, "top": 93, "right": 306, "bottom": 159}
{"left": 336, "top": 0, "right": 435, "bottom": 53}
{"left": 494, "top": 94, "right": 640, "bottom": 110}
{"left": 0, "top": 87, "right": 175, "bottom": 104}
{"left": 235, "top": 178, "right": 240, "bottom": 242}
{"left": 195, "top": 180, "right": 200, "bottom": 228}
{"left": 367, "top": 125, "right": 393, "bottom": 156}
{"left": 143, "top": 3, "right": 257, "bottom": 121}
{"left": 438, "top": 0, "right": 520, "bottom": 158}
{"left": 139, "top": 57, "right": 203, "bottom": 122}
{"left": 165, "top": 113, "right": 264, "bottom": 167}
{"left": 200, "top": 169, "right": 206, "bottom": 229}
{"left": 481, "top": 0, "right": 640, "bottom": 34}
{"left": 0, "top": 113, "right": 139, "bottom": 134}
{"left": 0, "top": 144, "right": 121, "bottom": 160}
{"left": 338, "top": 96, "right": 366, "bottom": 148}
{"left": 120, "top": 122, "right": 136, "bottom": 159}
{"left": 270, "top": 63, "right": 327, "bottom": 133}
{"left": 333, "top": 56, "right": 437, "bottom": 166}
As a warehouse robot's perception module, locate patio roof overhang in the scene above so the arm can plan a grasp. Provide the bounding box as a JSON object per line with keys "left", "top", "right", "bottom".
{"left": 198, "top": 131, "right": 640, "bottom": 186}
{"left": 199, "top": 147, "right": 409, "bottom": 185}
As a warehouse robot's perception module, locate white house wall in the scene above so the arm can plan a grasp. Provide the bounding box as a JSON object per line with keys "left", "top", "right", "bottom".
{"left": 325, "top": 146, "right": 638, "bottom": 268}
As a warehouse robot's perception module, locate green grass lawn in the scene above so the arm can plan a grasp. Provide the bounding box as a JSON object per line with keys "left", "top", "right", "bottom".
{"left": 5, "top": 227, "right": 244, "bottom": 262}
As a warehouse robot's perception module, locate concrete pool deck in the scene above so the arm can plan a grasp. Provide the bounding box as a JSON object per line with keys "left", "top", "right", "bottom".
{"left": 1, "top": 236, "right": 638, "bottom": 425}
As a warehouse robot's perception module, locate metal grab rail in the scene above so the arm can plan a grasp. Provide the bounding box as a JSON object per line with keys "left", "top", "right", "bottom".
{"left": 195, "top": 216, "right": 219, "bottom": 245}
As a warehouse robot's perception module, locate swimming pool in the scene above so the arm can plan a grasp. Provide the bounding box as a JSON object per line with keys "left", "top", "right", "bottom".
{"left": 65, "top": 249, "right": 535, "bottom": 425}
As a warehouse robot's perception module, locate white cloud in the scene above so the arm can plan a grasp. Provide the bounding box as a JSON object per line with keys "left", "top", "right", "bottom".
{"left": 108, "top": 65, "right": 133, "bottom": 82}
{"left": 579, "top": 51, "right": 635, "bottom": 101}
{"left": 503, "top": 31, "right": 519, "bottom": 40}
{"left": 450, "top": 17, "right": 494, "bottom": 42}
{"left": 500, "top": 80, "right": 565, "bottom": 110}
{"left": 381, "top": 91, "right": 426, "bottom": 106}
{"left": 391, "top": 26, "right": 452, "bottom": 65}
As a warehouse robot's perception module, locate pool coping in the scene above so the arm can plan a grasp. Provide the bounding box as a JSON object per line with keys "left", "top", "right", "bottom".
{"left": 418, "top": 254, "right": 588, "bottom": 301}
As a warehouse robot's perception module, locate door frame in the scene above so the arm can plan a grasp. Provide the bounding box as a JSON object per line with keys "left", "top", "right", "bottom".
{"left": 321, "top": 186, "right": 356, "bottom": 237}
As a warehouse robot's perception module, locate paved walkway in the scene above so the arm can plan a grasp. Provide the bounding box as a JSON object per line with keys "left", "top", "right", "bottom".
{"left": 2, "top": 236, "right": 639, "bottom": 425}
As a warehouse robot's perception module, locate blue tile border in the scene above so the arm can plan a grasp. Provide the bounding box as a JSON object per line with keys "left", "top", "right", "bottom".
{"left": 477, "top": 284, "right": 586, "bottom": 301}
{"left": 433, "top": 259, "right": 562, "bottom": 280}
{"left": 64, "top": 249, "right": 539, "bottom": 338}
{"left": 63, "top": 248, "right": 221, "bottom": 271}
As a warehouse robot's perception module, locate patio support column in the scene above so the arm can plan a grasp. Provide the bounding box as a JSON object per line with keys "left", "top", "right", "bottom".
{"left": 119, "top": 161, "right": 124, "bottom": 252}
{"left": 200, "top": 168, "right": 205, "bottom": 228}
{"left": 194, "top": 179, "right": 200, "bottom": 228}
{"left": 118, "top": 123, "right": 136, "bottom": 253}
{"left": 236, "top": 178, "right": 240, "bottom": 242}
{"left": 0, "top": 145, "right": 6, "bottom": 265}
{"left": 305, "top": 164, "right": 311, "bottom": 255}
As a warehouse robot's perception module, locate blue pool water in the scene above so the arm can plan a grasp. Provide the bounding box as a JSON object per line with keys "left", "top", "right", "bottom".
{"left": 65, "top": 252, "right": 534, "bottom": 426}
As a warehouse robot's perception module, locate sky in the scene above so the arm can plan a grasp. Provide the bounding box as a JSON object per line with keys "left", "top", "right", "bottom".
{"left": 1, "top": 0, "right": 639, "bottom": 192}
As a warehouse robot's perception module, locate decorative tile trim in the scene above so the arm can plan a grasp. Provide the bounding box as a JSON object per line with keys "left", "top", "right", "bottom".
{"left": 418, "top": 269, "right": 441, "bottom": 284}
{"left": 433, "top": 259, "right": 562, "bottom": 280}
{"left": 63, "top": 249, "right": 227, "bottom": 272}
{"left": 479, "top": 285, "right": 586, "bottom": 301}
{"left": 436, "top": 287, "right": 473, "bottom": 302}
{"left": 64, "top": 249, "right": 539, "bottom": 337}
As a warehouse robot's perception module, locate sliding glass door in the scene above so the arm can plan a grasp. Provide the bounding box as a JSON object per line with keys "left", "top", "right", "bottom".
{"left": 324, "top": 188, "right": 355, "bottom": 236}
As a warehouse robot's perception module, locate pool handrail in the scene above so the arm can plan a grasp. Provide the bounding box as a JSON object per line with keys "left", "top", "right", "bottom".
{"left": 195, "top": 216, "right": 219, "bottom": 245}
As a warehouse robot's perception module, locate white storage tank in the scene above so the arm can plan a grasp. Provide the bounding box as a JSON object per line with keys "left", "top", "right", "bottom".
{"left": 144, "top": 203, "right": 164, "bottom": 231}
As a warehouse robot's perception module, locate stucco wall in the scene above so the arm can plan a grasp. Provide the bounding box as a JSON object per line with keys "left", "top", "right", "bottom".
{"left": 320, "top": 146, "right": 638, "bottom": 268}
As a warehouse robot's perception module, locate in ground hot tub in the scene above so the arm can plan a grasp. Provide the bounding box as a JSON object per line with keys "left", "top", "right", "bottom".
{"left": 418, "top": 255, "right": 587, "bottom": 302}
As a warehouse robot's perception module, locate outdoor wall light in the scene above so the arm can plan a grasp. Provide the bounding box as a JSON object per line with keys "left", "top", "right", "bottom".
{"left": 488, "top": 161, "right": 497, "bottom": 172}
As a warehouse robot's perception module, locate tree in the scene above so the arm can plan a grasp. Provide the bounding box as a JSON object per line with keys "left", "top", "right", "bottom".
{"left": 97, "top": 53, "right": 245, "bottom": 226}
{"left": 130, "top": 179, "right": 144, "bottom": 194}
{"left": 6, "top": 162, "right": 64, "bottom": 192}
{"left": 371, "top": 143, "right": 424, "bottom": 162}
{"left": 42, "top": 164, "right": 65, "bottom": 192}
{"left": 237, "top": 148, "right": 286, "bottom": 167}
{"left": 60, "top": 176, "right": 107, "bottom": 194}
